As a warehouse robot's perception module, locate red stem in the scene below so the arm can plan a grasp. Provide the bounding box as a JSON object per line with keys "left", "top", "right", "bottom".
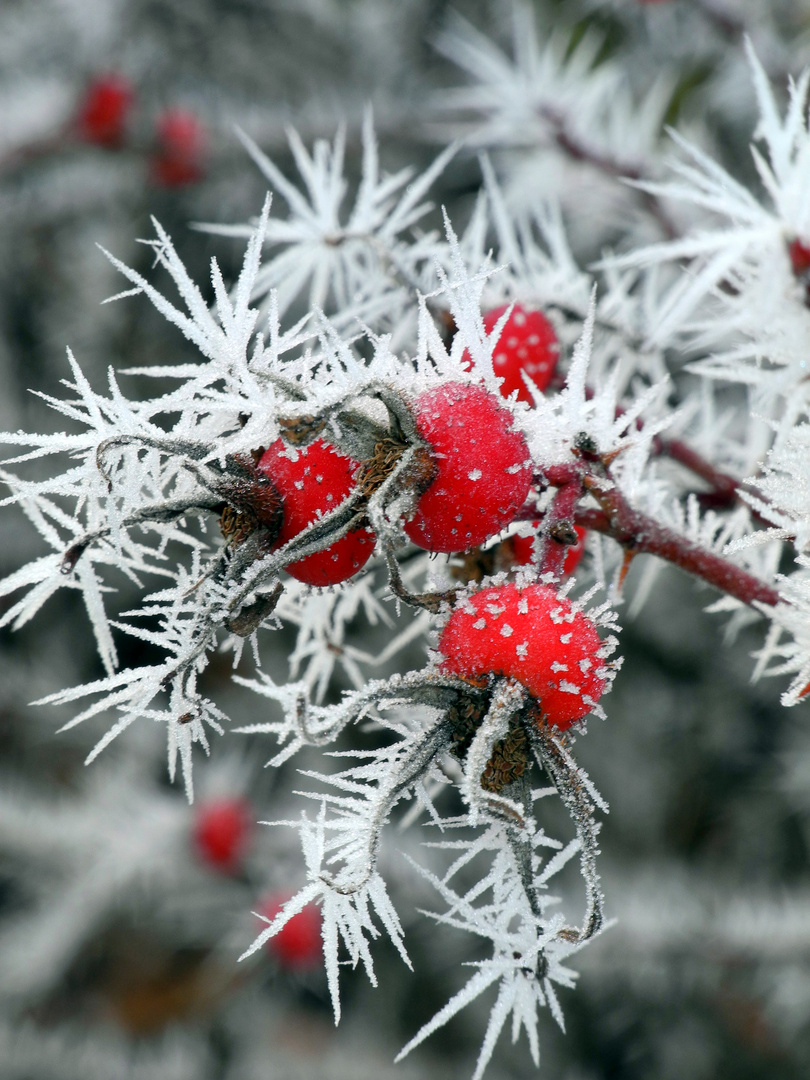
{"left": 534, "top": 462, "right": 781, "bottom": 610}
{"left": 538, "top": 479, "right": 582, "bottom": 579}
{"left": 573, "top": 384, "right": 773, "bottom": 523}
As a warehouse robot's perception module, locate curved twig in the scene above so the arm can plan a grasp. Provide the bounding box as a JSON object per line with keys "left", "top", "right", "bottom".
{"left": 527, "top": 720, "right": 606, "bottom": 944}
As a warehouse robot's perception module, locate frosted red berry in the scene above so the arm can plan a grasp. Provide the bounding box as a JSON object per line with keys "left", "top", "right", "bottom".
{"left": 465, "top": 304, "right": 559, "bottom": 404}
{"left": 258, "top": 439, "right": 374, "bottom": 586}
{"left": 77, "top": 75, "right": 134, "bottom": 147}
{"left": 404, "top": 382, "right": 531, "bottom": 553}
{"left": 258, "top": 892, "right": 323, "bottom": 970}
{"left": 439, "top": 582, "right": 606, "bottom": 729}
{"left": 151, "top": 108, "right": 206, "bottom": 187}
{"left": 511, "top": 524, "right": 586, "bottom": 575}
{"left": 193, "top": 797, "right": 252, "bottom": 874}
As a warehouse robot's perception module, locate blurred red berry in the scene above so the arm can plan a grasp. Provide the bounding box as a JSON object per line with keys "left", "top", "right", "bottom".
{"left": 193, "top": 798, "right": 252, "bottom": 874}
{"left": 788, "top": 238, "right": 810, "bottom": 277}
{"left": 258, "top": 892, "right": 323, "bottom": 970}
{"left": 77, "top": 74, "right": 134, "bottom": 147}
{"left": 151, "top": 108, "right": 206, "bottom": 187}
{"left": 464, "top": 304, "right": 559, "bottom": 404}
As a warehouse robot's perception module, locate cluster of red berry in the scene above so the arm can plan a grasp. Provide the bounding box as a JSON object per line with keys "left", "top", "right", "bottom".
{"left": 192, "top": 797, "right": 322, "bottom": 970}
{"left": 221, "top": 303, "right": 605, "bottom": 730}
{"left": 245, "top": 376, "right": 533, "bottom": 586}
{"left": 76, "top": 74, "right": 206, "bottom": 187}
{"left": 180, "top": 303, "right": 614, "bottom": 981}
{"left": 247, "top": 302, "right": 585, "bottom": 576}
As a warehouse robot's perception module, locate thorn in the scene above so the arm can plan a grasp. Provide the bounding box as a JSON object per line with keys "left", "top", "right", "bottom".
{"left": 61, "top": 538, "right": 91, "bottom": 574}
{"left": 600, "top": 446, "right": 624, "bottom": 467}
{"left": 617, "top": 549, "right": 636, "bottom": 594}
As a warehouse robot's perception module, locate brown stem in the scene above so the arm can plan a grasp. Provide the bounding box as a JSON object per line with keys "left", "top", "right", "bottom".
{"left": 383, "top": 545, "right": 461, "bottom": 613}
{"left": 655, "top": 437, "right": 738, "bottom": 501}
{"left": 652, "top": 436, "right": 774, "bottom": 524}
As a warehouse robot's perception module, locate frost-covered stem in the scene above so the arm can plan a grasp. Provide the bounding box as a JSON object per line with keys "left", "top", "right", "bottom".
{"left": 538, "top": 479, "right": 583, "bottom": 579}
{"left": 505, "top": 771, "right": 544, "bottom": 924}
{"left": 527, "top": 723, "right": 604, "bottom": 944}
{"left": 539, "top": 105, "right": 677, "bottom": 240}
{"left": 384, "top": 545, "right": 461, "bottom": 613}
{"left": 654, "top": 436, "right": 770, "bottom": 519}
{"left": 321, "top": 716, "right": 454, "bottom": 895}
{"left": 463, "top": 680, "right": 528, "bottom": 829}
{"left": 61, "top": 495, "right": 223, "bottom": 573}
{"left": 574, "top": 390, "right": 770, "bottom": 517}
{"left": 536, "top": 462, "right": 780, "bottom": 609}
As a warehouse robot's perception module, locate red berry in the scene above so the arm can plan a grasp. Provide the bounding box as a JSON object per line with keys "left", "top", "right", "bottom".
{"left": 438, "top": 583, "right": 606, "bottom": 729}
{"left": 258, "top": 439, "right": 375, "bottom": 586}
{"left": 77, "top": 75, "right": 133, "bottom": 147}
{"left": 404, "top": 382, "right": 531, "bottom": 553}
{"left": 464, "top": 304, "right": 559, "bottom": 404}
{"left": 193, "top": 797, "right": 252, "bottom": 874}
{"left": 258, "top": 892, "right": 323, "bottom": 970}
{"left": 511, "top": 524, "right": 586, "bottom": 575}
{"left": 151, "top": 108, "right": 205, "bottom": 187}
{"left": 789, "top": 238, "right": 810, "bottom": 276}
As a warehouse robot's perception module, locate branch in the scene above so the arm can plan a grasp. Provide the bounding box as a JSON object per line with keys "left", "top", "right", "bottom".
{"left": 539, "top": 105, "right": 678, "bottom": 240}
{"left": 537, "top": 459, "right": 781, "bottom": 610}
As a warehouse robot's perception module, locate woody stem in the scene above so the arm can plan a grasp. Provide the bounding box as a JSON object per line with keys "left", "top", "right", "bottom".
{"left": 534, "top": 461, "right": 781, "bottom": 610}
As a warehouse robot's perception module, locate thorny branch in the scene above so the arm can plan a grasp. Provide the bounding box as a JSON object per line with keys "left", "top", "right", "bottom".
{"left": 534, "top": 454, "right": 781, "bottom": 610}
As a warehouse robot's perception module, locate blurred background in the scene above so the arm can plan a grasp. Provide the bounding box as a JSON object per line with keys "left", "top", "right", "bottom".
{"left": 3, "top": 1, "right": 810, "bottom": 1077}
